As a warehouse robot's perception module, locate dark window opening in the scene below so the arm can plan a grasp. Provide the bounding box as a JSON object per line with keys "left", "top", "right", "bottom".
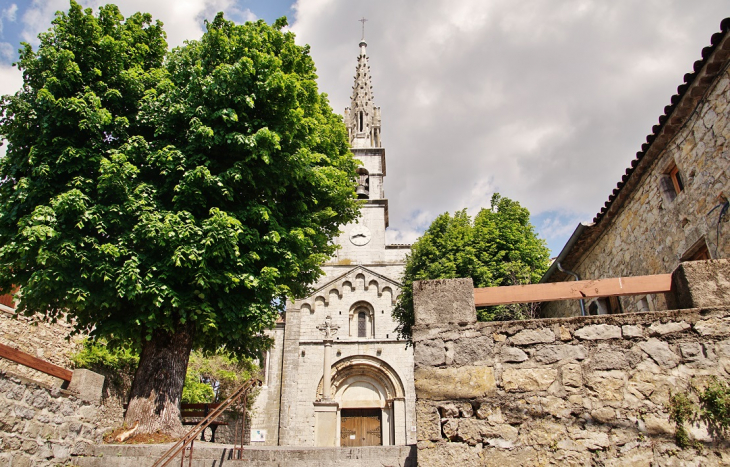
{"left": 359, "top": 112, "right": 364, "bottom": 132}
{"left": 358, "top": 312, "right": 366, "bottom": 338}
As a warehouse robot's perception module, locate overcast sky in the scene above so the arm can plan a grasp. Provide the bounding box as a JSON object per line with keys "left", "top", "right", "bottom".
{"left": 1, "top": 1, "right": 728, "bottom": 256}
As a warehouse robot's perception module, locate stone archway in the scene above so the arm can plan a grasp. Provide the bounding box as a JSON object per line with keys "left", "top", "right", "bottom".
{"left": 315, "top": 355, "right": 406, "bottom": 446}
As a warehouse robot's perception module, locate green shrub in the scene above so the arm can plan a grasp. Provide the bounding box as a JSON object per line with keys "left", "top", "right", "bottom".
{"left": 698, "top": 377, "right": 730, "bottom": 440}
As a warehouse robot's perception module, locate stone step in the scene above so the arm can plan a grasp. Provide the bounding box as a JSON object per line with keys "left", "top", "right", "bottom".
{"left": 73, "top": 443, "right": 416, "bottom": 467}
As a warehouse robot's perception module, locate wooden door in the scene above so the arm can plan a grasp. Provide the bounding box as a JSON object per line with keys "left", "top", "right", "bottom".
{"left": 340, "top": 409, "right": 382, "bottom": 447}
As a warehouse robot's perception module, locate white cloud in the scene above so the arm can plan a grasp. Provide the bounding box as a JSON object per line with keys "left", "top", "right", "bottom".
{"left": 0, "top": 3, "right": 18, "bottom": 36}
{"left": 290, "top": 0, "right": 730, "bottom": 253}
{"left": 20, "top": 0, "right": 256, "bottom": 49}
{"left": 0, "top": 63, "right": 22, "bottom": 95}
{"left": 0, "top": 42, "right": 14, "bottom": 61}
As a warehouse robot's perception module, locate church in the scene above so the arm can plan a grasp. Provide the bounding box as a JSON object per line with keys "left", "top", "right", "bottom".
{"left": 249, "top": 32, "right": 417, "bottom": 447}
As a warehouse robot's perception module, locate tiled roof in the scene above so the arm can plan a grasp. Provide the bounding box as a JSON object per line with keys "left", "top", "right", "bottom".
{"left": 546, "top": 17, "right": 730, "bottom": 280}
{"left": 593, "top": 17, "right": 730, "bottom": 225}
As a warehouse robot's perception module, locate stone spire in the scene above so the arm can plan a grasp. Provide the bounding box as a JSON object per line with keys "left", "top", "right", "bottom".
{"left": 344, "top": 27, "right": 381, "bottom": 149}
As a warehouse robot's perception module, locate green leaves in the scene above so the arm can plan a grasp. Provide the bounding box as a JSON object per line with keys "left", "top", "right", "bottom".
{"left": 0, "top": 5, "right": 358, "bottom": 359}
{"left": 393, "top": 194, "right": 550, "bottom": 340}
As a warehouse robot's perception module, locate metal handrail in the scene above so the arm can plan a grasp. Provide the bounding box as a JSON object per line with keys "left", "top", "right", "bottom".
{"left": 151, "top": 378, "right": 262, "bottom": 467}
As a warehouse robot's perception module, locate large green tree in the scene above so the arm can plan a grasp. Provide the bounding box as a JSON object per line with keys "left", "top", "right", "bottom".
{"left": 393, "top": 194, "right": 550, "bottom": 340}
{"left": 0, "top": 3, "right": 359, "bottom": 434}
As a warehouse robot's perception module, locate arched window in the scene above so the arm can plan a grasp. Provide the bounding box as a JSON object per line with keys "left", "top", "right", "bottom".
{"left": 358, "top": 312, "right": 366, "bottom": 338}
{"left": 359, "top": 111, "right": 364, "bottom": 132}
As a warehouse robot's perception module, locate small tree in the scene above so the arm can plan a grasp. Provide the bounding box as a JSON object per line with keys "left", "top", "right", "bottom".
{"left": 0, "top": 3, "right": 359, "bottom": 435}
{"left": 393, "top": 194, "right": 550, "bottom": 340}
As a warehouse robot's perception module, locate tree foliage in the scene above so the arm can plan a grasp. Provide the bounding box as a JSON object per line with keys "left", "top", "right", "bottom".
{"left": 0, "top": 3, "right": 359, "bottom": 357}
{"left": 184, "top": 349, "right": 258, "bottom": 403}
{"left": 393, "top": 193, "right": 550, "bottom": 340}
{"left": 70, "top": 339, "right": 257, "bottom": 405}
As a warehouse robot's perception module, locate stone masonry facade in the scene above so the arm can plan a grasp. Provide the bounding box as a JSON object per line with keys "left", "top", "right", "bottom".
{"left": 543, "top": 21, "right": 730, "bottom": 318}
{"left": 0, "top": 370, "right": 110, "bottom": 466}
{"left": 412, "top": 264, "right": 730, "bottom": 466}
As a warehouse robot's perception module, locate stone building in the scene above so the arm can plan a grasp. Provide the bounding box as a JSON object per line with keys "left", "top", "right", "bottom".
{"left": 541, "top": 18, "right": 730, "bottom": 318}
{"left": 249, "top": 35, "right": 416, "bottom": 447}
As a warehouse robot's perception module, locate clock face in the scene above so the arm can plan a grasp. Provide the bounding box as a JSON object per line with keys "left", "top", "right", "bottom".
{"left": 349, "top": 225, "right": 372, "bottom": 246}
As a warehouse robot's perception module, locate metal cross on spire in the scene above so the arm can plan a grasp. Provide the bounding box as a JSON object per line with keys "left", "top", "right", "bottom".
{"left": 359, "top": 17, "right": 368, "bottom": 41}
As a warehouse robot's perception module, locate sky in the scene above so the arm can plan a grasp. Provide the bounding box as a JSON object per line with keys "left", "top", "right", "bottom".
{"left": 0, "top": 0, "right": 728, "bottom": 257}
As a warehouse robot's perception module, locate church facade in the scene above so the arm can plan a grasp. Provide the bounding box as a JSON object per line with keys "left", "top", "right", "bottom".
{"left": 249, "top": 35, "right": 416, "bottom": 447}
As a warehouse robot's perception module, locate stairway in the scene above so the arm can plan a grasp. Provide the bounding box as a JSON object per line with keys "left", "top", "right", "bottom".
{"left": 73, "top": 443, "right": 417, "bottom": 467}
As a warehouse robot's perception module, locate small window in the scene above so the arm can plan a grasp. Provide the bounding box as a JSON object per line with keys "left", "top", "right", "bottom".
{"left": 358, "top": 312, "right": 366, "bottom": 338}
{"left": 669, "top": 164, "right": 684, "bottom": 195}
{"left": 359, "top": 112, "right": 364, "bottom": 132}
{"left": 660, "top": 162, "right": 684, "bottom": 202}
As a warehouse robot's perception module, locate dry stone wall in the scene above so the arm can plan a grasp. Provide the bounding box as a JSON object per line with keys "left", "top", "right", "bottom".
{"left": 0, "top": 370, "right": 111, "bottom": 466}
{"left": 412, "top": 278, "right": 730, "bottom": 466}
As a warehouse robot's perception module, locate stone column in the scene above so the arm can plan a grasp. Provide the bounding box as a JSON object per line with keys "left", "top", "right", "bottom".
{"left": 314, "top": 316, "right": 340, "bottom": 446}
{"left": 382, "top": 403, "right": 393, "bottom": 446}
{"left": 392, "top": 397, "right": 406, "bottom": 445}
{"left": 322, "top": 339, "right": 332, "bottom": 400}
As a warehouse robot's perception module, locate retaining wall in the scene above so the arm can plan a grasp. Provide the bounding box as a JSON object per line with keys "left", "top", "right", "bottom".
{"left": 412, "top": 268, "right": 730, "bottom": 466}
{"left": 0, "top": 370, "right": 111, "bottom": 466}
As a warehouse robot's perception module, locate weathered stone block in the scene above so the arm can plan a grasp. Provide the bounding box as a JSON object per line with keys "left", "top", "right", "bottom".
{"left": 413, "top": 278, "right": 476, "bottom": 327}
{"left": 510, "top": 328, "right": 555, "bottom": 346}
{"left": 415, "top": 339, "right": 446, "bottom": 367}
{"left": 694, "top": 317, "right": 730, "bottom": 336}
{"left": 585, "top": 370, "right": 626, "bottom": 401}
{"left": 668, "top": 259, "right": 730, "bottom": 309}
{"left": 416, "top": 402, "right": 441, "bottom": 442}
{"left": 475, "top": 404, "right": 504, "bottom": 422}
{"left": 414, "top": 366, "right": 496, "bottom": 400}
{"left": 68, "top": 369, "right": 105, "bottom": 404}
{"left": 573, "top": 430, "right": 610, "bottom": 450}
{"left": 648, "top": 321, "right": 690, "bottom": 336}
{"left": 639, "top": 338, "right": 680, "bottom": 368}
{"left": 534, "top": 344, "right": 586, "bottom": 364}
{"left": 590, "top": 348, "right": 628, "bottom": 370}
{"left": 643, "top": 415, "right": 673, "bottom": 435}
{"left": 501, "top": 346, "right": 528, "bottom": 362}
{"left": 680, "top": 342, "right": 704, "bottom": 360}
{"left": 452, "top": 335, "right": 493, "bottom": 365}
{"left": 622, "top": 325, "right": 643, "bottom": 338}
{"left": 438, "top": 402, "right": 460, "bottom": 418}
{"left": 574, "top": 324, "right": 622, "bottom": 340}
{"left": 561, "top": 363, "right": 583, "bottom": 388}
{"left": 590, "top": 407, "right": 616, "bottom": 423}
{"left": 502, "top": 368, "right": 557, "bottom": 392}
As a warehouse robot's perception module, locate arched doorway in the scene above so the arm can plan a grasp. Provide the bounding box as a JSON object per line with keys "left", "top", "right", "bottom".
{"left": 315, "top": 355, "right": 406, "bottom": 446}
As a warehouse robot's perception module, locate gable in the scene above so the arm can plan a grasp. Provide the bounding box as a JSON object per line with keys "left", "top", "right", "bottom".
{"left": 301, "top": 266, "right": 402, "bottom": 307}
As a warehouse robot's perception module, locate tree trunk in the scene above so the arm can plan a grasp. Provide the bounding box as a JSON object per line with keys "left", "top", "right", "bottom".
{"left": 124, "top": 323, "right": 194, "bottom": 437}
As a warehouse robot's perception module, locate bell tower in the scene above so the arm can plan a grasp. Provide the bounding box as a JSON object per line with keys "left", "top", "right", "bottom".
{"left": 337, "top": 22, "right": 391, "bottom": 264}
{"left": 253, "top": 20, "right": 416, "bottom": 448}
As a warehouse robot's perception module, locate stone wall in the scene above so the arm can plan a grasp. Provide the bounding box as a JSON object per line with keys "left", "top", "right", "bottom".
{"left": 412, "top": 277, "right": 730, "bottom": 466}
{"left": 0, "top": 369, "right": 111, "bottom": 466}
{"left": 542, "top": 41, "right": 730, "bottom": 318}
{"left": 0, "top": 308, "right": 83, "bottom": 387}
